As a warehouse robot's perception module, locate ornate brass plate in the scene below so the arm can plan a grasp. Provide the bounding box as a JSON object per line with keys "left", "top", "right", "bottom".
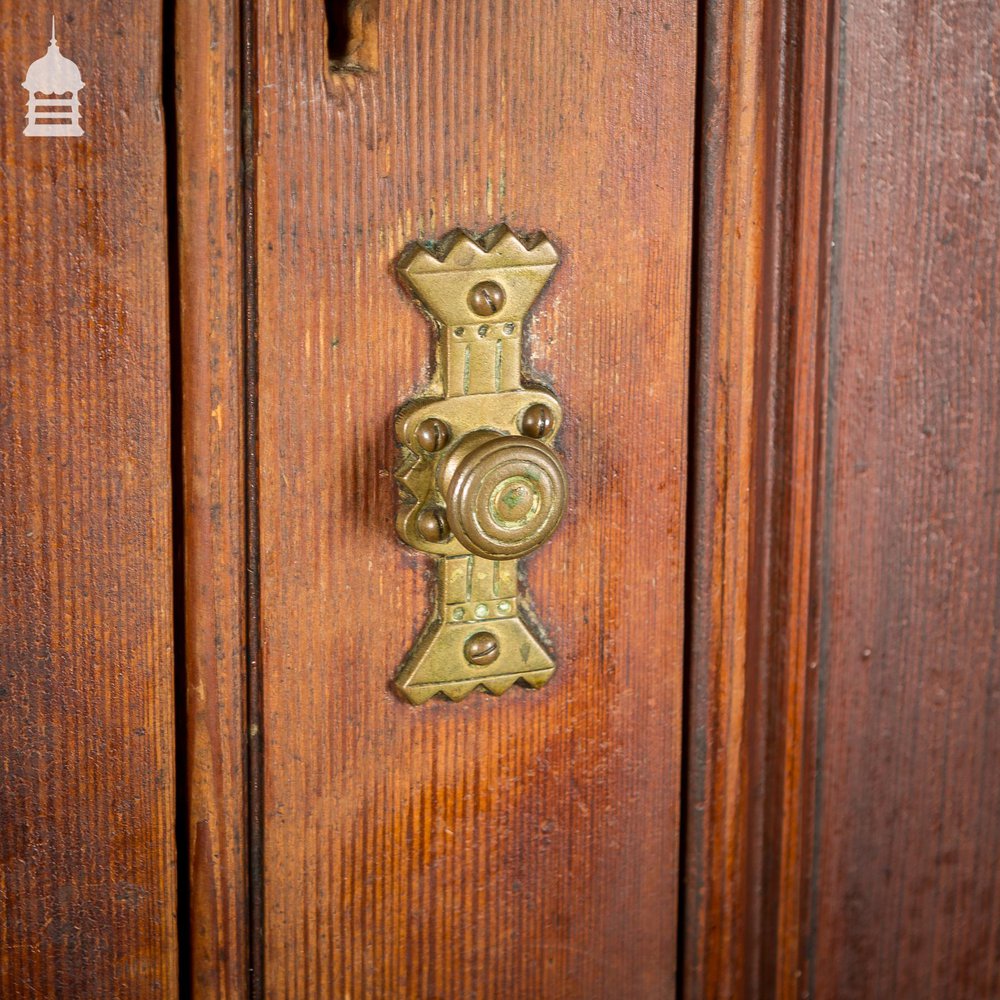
{"left": 393, "top": 225, "right": 566, "bottom": 704}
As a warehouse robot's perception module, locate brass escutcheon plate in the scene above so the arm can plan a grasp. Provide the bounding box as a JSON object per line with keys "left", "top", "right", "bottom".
{"left": 393, "top": 225, "right": 565, "bottom": 704}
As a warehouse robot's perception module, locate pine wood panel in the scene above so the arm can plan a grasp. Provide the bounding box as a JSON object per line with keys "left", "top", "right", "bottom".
{"left": 808, "top": 1, "right": 1000, "bottom": 996}
{"left": 175, "top": 2, "right": 249, "bottom": 997}
{"left": 251, "top": 1, "right": 695, "bottom": 996}
{"left": 0, "top": 7, "right": 178, "bottom": 998}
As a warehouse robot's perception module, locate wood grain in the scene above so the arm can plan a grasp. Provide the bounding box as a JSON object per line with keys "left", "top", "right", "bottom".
{"left": 808, "top": 1, "right": 1000, "bottom": 996}
{"left": 683, "top": 0, "right": 840, "bottom": 995}
{"left": 752, "top": 0, "right": 836, "bottom": 996}
{"left": 175, "top": 1, "right": 249, "bottom": 997}
{"left": 250, "top": 1, "right": 695, "bottom": 996}
{"left": 683, "top": 0, "right": 768, "bottom": 995}
{"left": 0, "top": 7, "right": 178, "bottom": 998}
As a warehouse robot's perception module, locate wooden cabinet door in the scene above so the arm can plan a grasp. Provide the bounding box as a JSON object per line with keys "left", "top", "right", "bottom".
{"left": 240, "top": 2, "right": 695, "bottom": 996}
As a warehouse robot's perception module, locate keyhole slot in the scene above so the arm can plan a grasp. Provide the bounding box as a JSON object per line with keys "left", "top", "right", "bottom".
{"left": 324, "top": 0, "right": 379, "bottom": 72}
{"left": 325, "top": 0, "right": 351, "bottom": 62}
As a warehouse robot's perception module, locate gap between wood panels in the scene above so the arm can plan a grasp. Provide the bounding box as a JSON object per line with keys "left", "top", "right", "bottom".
{"left": 240, "top": 0, "right": 265, "bottom": 996}
{"left": 676, "top": 0, "right": 711, "bottom": 993}
{"left": 163, "top": 1, "right": 192, "bottom": 995}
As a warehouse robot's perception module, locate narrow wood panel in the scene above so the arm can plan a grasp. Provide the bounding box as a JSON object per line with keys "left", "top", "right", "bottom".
{"left": 810, "top": 1, "right": 1000, "bottom": 996}
{"left": 0, "top": 7, "right": 178, "bottom": 998}
{"left": 175, "top": 2, "right": 249, "bottom": 997}
{"left": 252, "top": 2, "right": 695, "bottom": 996}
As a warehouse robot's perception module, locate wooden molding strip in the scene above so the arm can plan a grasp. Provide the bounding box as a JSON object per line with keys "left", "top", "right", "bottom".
{"left": 683, "top": 0, "right": 838, "bottom": 995}
{"left": 683, "top": 0, "right": 768, "bottom": 995}
{"left": 757, "top": 1, "right": 838, "bottom": 994}
{"left": 174, "top": 3, "right": 249, "bottom": 996}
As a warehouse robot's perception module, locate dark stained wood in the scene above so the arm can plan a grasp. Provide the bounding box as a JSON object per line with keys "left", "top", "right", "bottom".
{"left": 0, "top": 7, "right": 178, "bottom": 998}
{"left": 175, "top": 2, "right": 249, "bottom": 997}
{"left": 250, "top": 1, "right": 695, "bottom": 995}
{"left": 688, "top": 1, "right": 1000, "bottom": 997}
{"left": 807, "top": 1, "right": 1000, "bottom": 996}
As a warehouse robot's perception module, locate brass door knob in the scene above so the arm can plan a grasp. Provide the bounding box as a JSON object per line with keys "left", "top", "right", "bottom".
{"left": 438, "top": 431, "right": 567, "bottom": 560}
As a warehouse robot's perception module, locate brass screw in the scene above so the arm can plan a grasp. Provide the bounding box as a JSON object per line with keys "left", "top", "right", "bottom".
{"left": 416, "top": 507, "right": 449, "bottom": 542}
{"left": 464, "top": 631, "right": 500, "bottom": 666}
{"left": 521, "top": 403, "right": 554, "bottom": 439}
{"left": 468, "top": 280, "right": 506, "bottom": 317}
{"left": 415, "top": 417, "right": 451, "bottom": 452}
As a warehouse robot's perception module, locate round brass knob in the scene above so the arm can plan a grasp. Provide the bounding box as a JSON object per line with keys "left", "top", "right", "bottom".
{"left": 441, "top": 432, "right": 567, "bottom": 560}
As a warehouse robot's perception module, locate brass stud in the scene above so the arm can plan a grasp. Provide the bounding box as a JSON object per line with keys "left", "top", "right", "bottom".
{"left": 521, "top": 403, "right": 554, "bottom": 439}
{"left": 416, "top": 507, "right": 449, "bottom": 542}
{"left": 467, "top": 280, "right": 506, "bottom": 317}
{"left": 464, "top": 631, "right": 500, "bottom": 666}
{"left": 415, "top": 417, "right": 451, "bottom": 453}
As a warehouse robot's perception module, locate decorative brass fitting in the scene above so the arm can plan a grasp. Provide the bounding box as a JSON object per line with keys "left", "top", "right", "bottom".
{"left": 393, "top": 225, "right": 566, "bottom": 704}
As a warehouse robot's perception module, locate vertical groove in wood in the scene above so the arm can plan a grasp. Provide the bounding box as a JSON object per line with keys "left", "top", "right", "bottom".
{"left": 239, "top": 0, "right": 264, "bottom": 994}
{"left": 737, "top": 0, "right": 838, "bottom": 995}
{"left": 0, "top": 7, "right": 178, "bottom": 998}
{"left": 174, "top": 2, "right": 249, "bottom": 997}
{"left": 252, "top": 1, "right": 695, "bottom": 996}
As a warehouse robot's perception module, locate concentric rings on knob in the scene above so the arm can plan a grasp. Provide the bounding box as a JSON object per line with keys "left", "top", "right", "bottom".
{"left": 445, "top": 435, "right": 567, "bottom": 559}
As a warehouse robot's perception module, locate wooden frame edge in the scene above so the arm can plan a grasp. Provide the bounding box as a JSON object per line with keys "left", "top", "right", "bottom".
{"left": 175, "top": 2, "right": 249, "bottom": 996}
{"left": 683, "top": 0, "right": 838, "bottom": 995}
{"left": 683, "top": 0, "right": 768, "bottom": 994}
